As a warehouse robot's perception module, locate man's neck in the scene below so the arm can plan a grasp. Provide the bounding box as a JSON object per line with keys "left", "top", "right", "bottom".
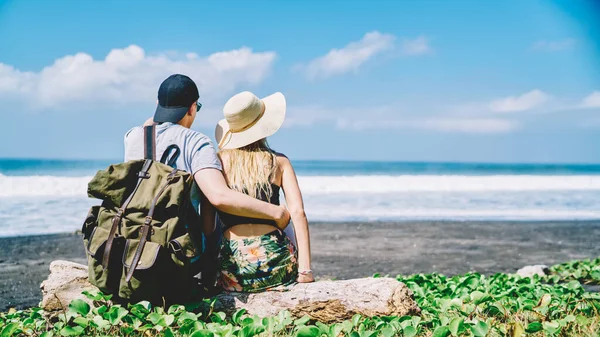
{"left": 177, "top": 120, "right": 192, "bottom": 129}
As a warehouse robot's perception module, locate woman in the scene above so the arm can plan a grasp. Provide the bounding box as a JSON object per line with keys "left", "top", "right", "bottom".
{"left": 203, "top": 91, "right": 313, "bottom": 292}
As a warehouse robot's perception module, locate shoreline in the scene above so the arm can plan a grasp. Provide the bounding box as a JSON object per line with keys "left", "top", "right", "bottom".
{"left": 1, "top": 220, "right": 600, "bottom": 310}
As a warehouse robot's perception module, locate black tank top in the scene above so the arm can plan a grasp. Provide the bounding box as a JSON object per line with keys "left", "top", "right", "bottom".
{"left": 217, "top": 184, "right": 281, "bottom": 228}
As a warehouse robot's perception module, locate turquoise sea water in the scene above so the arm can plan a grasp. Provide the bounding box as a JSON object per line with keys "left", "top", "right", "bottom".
{"left": 2, "top": 158, "right": 600, "bottom": 176}
{"left": 1, "top": 158, "right": 599, "bottom": 237}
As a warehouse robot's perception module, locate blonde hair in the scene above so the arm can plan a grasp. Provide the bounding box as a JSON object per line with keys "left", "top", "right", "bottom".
{"left": 218, "top": 138, "right": 278, "bottom": 199}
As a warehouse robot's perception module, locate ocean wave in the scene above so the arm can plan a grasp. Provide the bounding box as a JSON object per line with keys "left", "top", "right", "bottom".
{"left": 1, "top": 173, "right": 599, "bottom": 197}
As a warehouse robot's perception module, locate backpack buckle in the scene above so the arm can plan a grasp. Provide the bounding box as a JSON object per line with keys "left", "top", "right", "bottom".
{"left": 144, "top": 216, "right": 153, "bottom": 225}
{"left": 138, "top": 171, "right": 151, "bottom": 179}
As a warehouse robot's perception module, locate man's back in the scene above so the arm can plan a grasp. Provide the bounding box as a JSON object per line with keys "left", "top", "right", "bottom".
{"left": 124, "top": 122, "right": 222, "bottom": 211}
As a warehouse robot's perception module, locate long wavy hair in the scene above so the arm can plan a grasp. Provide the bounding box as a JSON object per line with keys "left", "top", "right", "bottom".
{"left": 218, "top": 138, "right": 278, "bottom": 199}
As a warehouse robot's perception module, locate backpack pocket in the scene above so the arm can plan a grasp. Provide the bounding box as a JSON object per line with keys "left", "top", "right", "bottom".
{"left": 82, "top": 206, "right": 100, "bottom": 248}
{"left": 119, "top": 239, "right": 166, "bottom": 303}
{"left": 86, "top": 225, "right": 124, "bottom": 296}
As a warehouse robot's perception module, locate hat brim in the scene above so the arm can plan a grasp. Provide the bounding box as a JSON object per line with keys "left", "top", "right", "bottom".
{"left": 154, "top": 105, "right": 189, "bottom": 123}
{"left": 215, "top": 92, "right": 286, "bottom": 150}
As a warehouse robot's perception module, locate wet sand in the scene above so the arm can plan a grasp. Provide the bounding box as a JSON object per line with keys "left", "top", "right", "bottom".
{"left": 1, "top": 221, "right": 599, "bottom": 310}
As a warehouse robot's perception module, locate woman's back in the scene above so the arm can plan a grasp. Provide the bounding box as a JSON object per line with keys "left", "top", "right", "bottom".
{"left": 218, "top": 146, "right": 287, "bottom": 237}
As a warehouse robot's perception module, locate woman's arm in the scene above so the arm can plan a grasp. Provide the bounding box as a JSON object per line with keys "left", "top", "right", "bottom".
{"left": 201, "top": 194, "right": 216, "bottom": 238}
{"left": 279, "top": 155, "right": 314, "bottom": 283}
{"left": 195, "top": 168, "right": 290, "bottom": 230}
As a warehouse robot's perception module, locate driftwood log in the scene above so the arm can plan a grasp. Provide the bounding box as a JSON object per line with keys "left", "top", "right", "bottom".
{"left": 40, "top": 260, "right": 420, "bottom": 322}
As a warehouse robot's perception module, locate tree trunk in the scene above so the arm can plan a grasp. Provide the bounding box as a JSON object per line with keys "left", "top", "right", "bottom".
{"left": 40, "top": 260, "right": 420, "bottom": 323}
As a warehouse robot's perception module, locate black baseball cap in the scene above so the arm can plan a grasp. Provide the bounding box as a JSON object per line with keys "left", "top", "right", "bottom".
{"left": 154, "top": 74, "right": 200, "bottom": 123}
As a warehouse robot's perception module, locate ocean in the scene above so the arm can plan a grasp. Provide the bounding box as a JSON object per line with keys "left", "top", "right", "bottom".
{"left": 1, "top": 158, "right": 600, "bottom": 237}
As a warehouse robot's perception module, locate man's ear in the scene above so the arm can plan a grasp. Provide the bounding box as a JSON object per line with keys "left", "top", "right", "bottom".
{"left": 188, "top": 103, "right": 195, "bottom": 115}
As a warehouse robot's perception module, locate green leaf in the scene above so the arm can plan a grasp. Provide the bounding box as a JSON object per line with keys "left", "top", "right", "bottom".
{"left": 576, "top": 315, "right": 589, "bottom": 325}
{"left": 373, "top": 273, "right": 381, "bottom": 278}
{"left": 0, "top": 323, "right": 19, "bottom": 337}
{"left": 241, "top": 323, "right": 265, "bottom": 337}
{"left": 232, "top": 309, "right": 246, "bottom": 325}
{"left": 93, "top": 305, "right": 108, "bottom": 316}
{"left": 106, "top": 306, "right": 128, "bottom": 325}
{"left": 163, "top": 327, "right": 175, "bottom": 337}
{"left": 190, "top": 329, "right": 215, "bottom": 337}
{"left": 352, "top": 314, "right": 362, "bottom": 327}
{"left": 68, "top": 299, "right": 90, "bottom": 316}
{"left": 330, "top": 323, "right": 344, "bottom": 337}
{"left": 470, "top": 320, "right": 490, "bottom": 337}
{"left": 40, "top": 332, "right": 54, "bottom": 337}
{"left": 262, "top": 317, "right": 276, "bottom": 332}
{"left": 210, "top": 312, "right": 226, "bottom": 324}
{"left": 341, "top": 320, "right": 353, "bottom": 333}
{"left": 315, "top": 321, "right": 329, "bottom": 335}
{"left": 525, "top": 322, "right": 542, "bottom": 333}
{"left": 59, "top": 326, "right": 84, "bottom": 337}
{"left": 360, "top": 330, "right": 377, "bottom": 337}
{"left": 91, "top": 315, "right": 110, "bottom": 330}
{"left": 296, "top": 326, "right": 320, "bottom": 337}
{"left": 81, "top": 290, "right": 112, "bottom": 301}
{"left": 129, "top": 302, "right": 151, "bottom": 318}
{"left": 432, "top": 326, "right": 451, "bottom": 337}
{"left": 381, "top": 326, "right": 395, "bottom": 337}
{"left": 543, "top": 321, "right": 561, "bottom": 335}
{"left": 72, "top": 317, "right": 88, "bottom": 328}
{"left": 178, "top": 312, "right": 199, "bottom": 325}
{"left": 470, "top": 291, "right": 491, "bottom": 305}
{"left": 167, "top": 305, "right": 185, "bottom": 315}
{"left": 293, "top": 315, "right": 311, "bottom": 326}
{"left": 449, "top": 318, "right": 464, "bottom": 336}
{"left": 403, "top": 326, "right": 417, "bottom": 337}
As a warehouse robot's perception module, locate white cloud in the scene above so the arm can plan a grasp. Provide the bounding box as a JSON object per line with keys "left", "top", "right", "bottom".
{"left": 0, "top": 45, "right": 276, "bottom": 109}
{"left": 400, "top": 36, "right": 432, "bottom": 55}
{"left": 336, "top": 118, "right": 517, "bottom": 134}
{"left": 530, "top": 38, "right": 576, "bottom": 52}
{"left": 300, "top": 31, "right": 395, "bottom": 80}
{"left": 580, "top": 91, "right": 600, "bottom": 108}
{"left": 488, "top": 89, "right": 551, "bottom": 113}
{"left": 284, "top": 103, "right": 516, "bottom": 134}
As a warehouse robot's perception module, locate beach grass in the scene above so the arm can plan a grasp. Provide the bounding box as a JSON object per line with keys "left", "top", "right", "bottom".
{"left": 1, "top": 258, "right": 600, "bottom": 337}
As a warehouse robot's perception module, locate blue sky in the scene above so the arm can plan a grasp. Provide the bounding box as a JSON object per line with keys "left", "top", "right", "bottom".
{"left": 0, "top": 0, "right": 599, "bottom": 163}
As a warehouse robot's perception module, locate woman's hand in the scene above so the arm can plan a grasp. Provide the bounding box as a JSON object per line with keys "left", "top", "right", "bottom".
{"left": 274, "top": 206, "right": 291, "bottom": 230}
{"left": 297, "top": 271, "right": 314, "bottom": 283}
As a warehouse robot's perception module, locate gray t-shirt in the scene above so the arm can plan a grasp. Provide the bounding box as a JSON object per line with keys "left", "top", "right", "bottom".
{"left": 124, "top": 122, "right": 222, "bottom": 213}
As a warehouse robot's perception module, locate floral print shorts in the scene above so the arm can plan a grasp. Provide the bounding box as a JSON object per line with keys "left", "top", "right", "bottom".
{"left": 217, "top": 229, "right": 298, "bottom": 292}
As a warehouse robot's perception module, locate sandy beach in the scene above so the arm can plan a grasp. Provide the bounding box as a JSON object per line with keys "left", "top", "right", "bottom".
{"left": 1, "top": 220, "right": 599, "bottom": 310}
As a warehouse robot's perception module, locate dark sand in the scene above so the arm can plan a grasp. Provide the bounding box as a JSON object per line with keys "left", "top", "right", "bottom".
{"left": 1, "top": 221, "right": 599, "bottom": 310}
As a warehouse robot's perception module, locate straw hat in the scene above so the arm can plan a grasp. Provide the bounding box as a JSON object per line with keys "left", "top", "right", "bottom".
{"left": 215, "top": 91, "right": 286, "bottom": 150}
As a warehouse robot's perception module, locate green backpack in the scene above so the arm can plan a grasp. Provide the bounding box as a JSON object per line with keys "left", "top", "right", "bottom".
{"left": 82, "top": 125, "right": 202, "bottom": 304}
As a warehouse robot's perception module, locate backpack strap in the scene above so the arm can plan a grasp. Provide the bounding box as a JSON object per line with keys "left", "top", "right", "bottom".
{"left": 125, "top": 168, "right": 178, "bottom": 282}
{"left": 101, "top": 159, "right": 153, "bottom": 269}
{"left": 144, "top": 125, "right": 156, "bottom": 161}
{"left": 160, "top": 144, "right": 181, "bottom": 168}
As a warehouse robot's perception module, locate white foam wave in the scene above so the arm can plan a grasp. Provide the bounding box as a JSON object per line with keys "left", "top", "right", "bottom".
{"left": 0, "top": 173, "right": 92, "bottom": 197}
{"left": 298, "top": 175, "right": 600, "bottom": 193}
{"left": 1, "top": 174, "right": 599, "bottom": 197}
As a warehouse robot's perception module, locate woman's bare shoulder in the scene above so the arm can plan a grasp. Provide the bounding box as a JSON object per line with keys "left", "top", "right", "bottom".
{"left": 274, "top": 152, "right": 291, "bottom": 167}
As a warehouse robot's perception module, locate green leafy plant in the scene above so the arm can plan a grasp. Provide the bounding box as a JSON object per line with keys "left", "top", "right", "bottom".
{"left": 1, "top": 258, "right": 600, "bottom": 336}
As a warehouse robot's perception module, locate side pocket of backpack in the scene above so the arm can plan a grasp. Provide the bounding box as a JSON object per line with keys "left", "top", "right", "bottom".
{"left": 119, "top": 239, "right": 166, "bottom": 304}
{"left": 86, "top": 214, "right": 124, "bottom": 296}
{"left": 82, "top": 206, "right": 100, "bottom": 249}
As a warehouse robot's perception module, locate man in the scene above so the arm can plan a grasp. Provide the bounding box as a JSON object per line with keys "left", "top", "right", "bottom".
{"left": 124, "top": 74, "right": 290, "bottom": 251}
